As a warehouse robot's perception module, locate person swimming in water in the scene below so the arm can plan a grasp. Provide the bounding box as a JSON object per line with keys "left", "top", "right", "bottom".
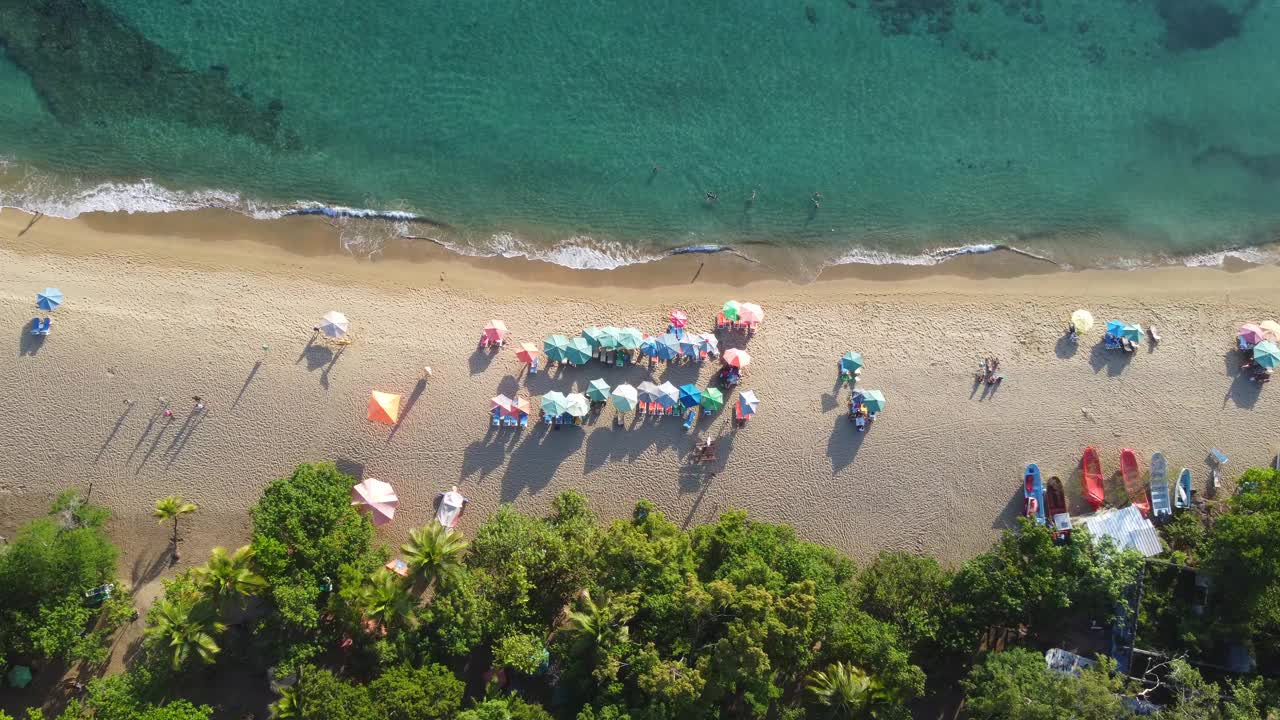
{"left": 706, "top": 191, "right": 719, "bottom": 203}
{"left": 812, "top": 191, "right": 822, "bottom": 209}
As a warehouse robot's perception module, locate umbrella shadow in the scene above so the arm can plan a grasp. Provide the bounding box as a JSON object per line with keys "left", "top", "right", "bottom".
{"left": 232, "top": 360, "right": 262, "bottom": 409}
{"left": 388, "top": 380, "right": 428, "bottom": 442}
{"left": 1088, "top": 341, "right": 1134, "bottom": 376}
{"left": 319, "top": 345, "right": 345, "bottom": 389}
{"left": 93, "top": 403, "right": 133, "bottom": 463}
{"left": 583, "top": 421, "right": 682, "bottom": 474}
{"left": 460, "top": 427, "right": 520, "bottom": 481}
{"left": 1055, "top": 333, "right": 1079, "bottom": 359}
{"left": 295, "top": 333, "right": 318, "bottom": 363}
{"left": 821, "top": 376, "right": 848, "bottom": 413}
{"left": 499, "top": 424, "right": 585, "bottom": 502}
{"left": 825, "top": 413, "right": 867, "bottom": 473}
{"left": 496, "top": 375, "right": 521, "bottom": 399}
{"left": 17, "top": 321, "right": 47, "bottom": 356}
{"left": 1221, "top": 350, "right": 1262, "bottom": 409}
{"left": 469, "top": 346, "right": 498, "bottom": 376}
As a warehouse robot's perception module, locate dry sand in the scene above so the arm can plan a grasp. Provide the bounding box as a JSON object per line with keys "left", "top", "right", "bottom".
{"left": 1, "top": 209, "right": 1278, "bottom": 593}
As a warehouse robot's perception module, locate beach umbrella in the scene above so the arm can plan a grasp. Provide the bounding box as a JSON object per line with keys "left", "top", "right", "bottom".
{"left": 544, "top": 335, "right": 571, "bottom": 362}
{"left": 491, "top": 394, "right": 514, "bottom": 414}
{"left": 516, "top": 342, "right": 540, "bottom": 365}
{"left": 722, "top": 300, "right": 741, "bottom": 322}
{"left": 1239, "top": 323, "right": 1267, "bottom": 347}
{"left": 737, "top": 390, "right": 760, "bottom": 416}
{"left": 701, "top": 387, "right": 725, "bottom": 411}
{"left": 586, "top": 378, "right": 611, "bottom": 402}
{"left": 564, "top": 392, "right": 591, "bottom": 417}
{"left": 541, "top": 391, "right": 569, "bottom": 416}
{"left": 655, "top": 381, "right": 680, "bottom": 409}
{"left": 367, "top": 391, "right": 401, "bottom": 424}
{"left": 7, "top": 665, "right": 32, "bottom": 689}
{"left": 840, "top": 352, "right": 864, "bottom": 374}
{"left": 598, "top": 326, "right": 622, "bottom": 349}
{"left": 698, "top": 333, "right": 719, "bottom": 355}
{"left": 511, "top": 396, "right": 532, "bottom": 417}
{"left": 1254, "top": 340, "right": 1280, "bottom": 369}
{"left": 669, "top": 309, "right": 689, "bottom": 328}
{"left": 739, "top": 302, "right": 764, "bottom": 324}
{"left": 639, "top": 336, "right": 659, "bottom": 358}
{"left": 320, "top": 311, "right": 349, "bottom": 339}
{"left": 855, "top": 389, "right": 887, "bottom": 413}
{"left": 654, "top": 333, "right": 681, "bottom": 362}
{"left": 1105, "top": 320, "right": 1125, "bottom": 338}
{"left": 351, "top": 478, "right": 399, "bottom": 526}
{"left": 723, "top": 348, "right": 752, "bottom": 368}
{"left": 483, "top": 320, "right": 508, "bottom": 344}
{"left": 1261, "top": 320, "right": 1280, "bottom": 342}
{"left": 566, "top": 337, "right": 593, "bottom": 365}
{"left": 678, "top": 383, "right": 702, "bottom": 408}
{"left": 611, "top": 383, "right": 639, "bottom": 412}
{"left": 637, "top": 381, "right": 661, "bottom": 403}
{"left": 1120, "top": 323, "right": 1143, "bottom": 343}
{"left": 437, "top": 486, "right": 467, "bottom": 528}
{"left": 582, "top": 326, "right": 606, "bottom": 348}
{"left": 679, "top": 334, "right": 701, "bottom": 358}
{"left": 1071, "top": 309, "right": 1094, "bottom": 334}
{"left": 617, "top": 327, "right": 645, "bottom": 350}
{"left": 36, "top": 287, "right": 63, "bottom": 311}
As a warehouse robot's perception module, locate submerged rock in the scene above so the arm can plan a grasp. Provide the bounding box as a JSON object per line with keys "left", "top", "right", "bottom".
{"left": 1155, "top": 0, "right": 1257, "bottom": 52}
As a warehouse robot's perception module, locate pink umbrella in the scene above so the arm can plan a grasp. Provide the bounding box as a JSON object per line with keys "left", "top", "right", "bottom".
{"left": 352, "top": 478, "right": 399, "bottom": 526}
{"left": 503, "top": 396, "right": 531, "bottom": 418}
{"left": 1239, "top": 323, "right": 1266, "bottom": 347}
{"left": 516, "top": 342, "right": 539, "bottom": 365}
{"left": 739, "top": 303, "right": 764, "bottom": 324}
{"left": 491, "top": 394, "right": 514, "bottom": 414}
{"left": 723, "top": 348, "right": 752, "bottom": 368}
{"left": 669, "top": 309, "right": 689, "bottom": 328}
{"left": 483, "top": 320, "right": 509, "bottom": 344}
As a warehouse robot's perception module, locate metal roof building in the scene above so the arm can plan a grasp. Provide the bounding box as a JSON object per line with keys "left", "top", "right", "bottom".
{"left": 1081, "top": 506, "right": 1163, "bottom": 557}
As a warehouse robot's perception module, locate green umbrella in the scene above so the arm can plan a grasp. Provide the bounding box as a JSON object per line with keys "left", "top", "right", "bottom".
{"left": 566, "top": 337, "right": 593, "bottom": 365}
{"left": 700, "top": 387, "right": 725, "bottom": 411}
{"left": 544, "top": 335, "right": 570, "bottom": 363}
{"left": 856, "top": 390, "right": 887, "bottom": 413}
{"left": 611, "top": 384, "right": 638, "bottom": 412}
{"left": 586, "top": 378, "right": 611, "bottom": 402}
{"left": 582, "top": 326, "right": 605, "bottom": 348}
{"left": 1254, "top": 340, "right": 1280, "bottom": 369}
{"left": 598, "top": 326, "right": 622, "bottom": 349}
{"left": 617, "top": 327, "right": 644, "bottom": 350}
{"left": 7, "top": 665, "right": 32, "bottom": 689}
{"left": 722, "top": 300, "right": 741, "bottom": 322}
{"left": 541, "top": 391, "right": 569, "bottom": 416}
{"left": 839, "top": 352, "right": 864, "bottom": 373}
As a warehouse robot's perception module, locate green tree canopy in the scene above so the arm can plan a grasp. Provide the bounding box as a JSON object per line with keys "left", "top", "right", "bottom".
{"left": 961, "top": 647, "right": 1129, "bottom": 720}
{"left": 366, "top": 663, "right": 465, "bottom": 720}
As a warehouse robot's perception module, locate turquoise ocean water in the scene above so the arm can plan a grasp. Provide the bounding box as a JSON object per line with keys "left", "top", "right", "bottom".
{"left": 0, "top": 0, "right": 1278, "bottom": 271}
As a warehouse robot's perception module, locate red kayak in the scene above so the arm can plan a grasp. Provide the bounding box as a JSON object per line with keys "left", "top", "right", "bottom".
{"left": 1081, "top": 446, "right": 1105, "bottom": 510}
{"left": 1120, "top": 448, "right": 1149, "bottom": 517}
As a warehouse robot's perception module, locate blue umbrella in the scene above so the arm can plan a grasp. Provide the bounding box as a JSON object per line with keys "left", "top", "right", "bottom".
{"left": 655, "top": 381, "right": 680, "bottom": 409}
{"left": 1105, "top": 320, "right": 1125, "bottom": 338}
{"left": 1105, "top": 320, "right": 1142, "bottom": 343}
{"left": 639, "top": 336, "right": 659, "bottom": 359}
{"left": 839, "top": 352, "right": 863, "bottom": 373}
{"left": 679, "top": 335, "right": 701, "bottom": 359}
{"left": 655, "top": 333, "right": 681, "bottom": 362}
{"left": 36, "top": 288, "right": 64, "bottom": 311}
{"left": 678, "top": 383, "right": 702, "bottom": 408}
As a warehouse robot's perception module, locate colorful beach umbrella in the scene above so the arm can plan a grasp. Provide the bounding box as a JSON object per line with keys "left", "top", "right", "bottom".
{"left": 739, "top": 302, "right": 764, "bottom": 324}
{"left": 582, "top": 326, "right": 606, "bottom": 348}
{"left": 611, "top": 383, "right": 639, "bottom": 412}
{"left": 722, "top": 300, "right": 741, "bottom": 322}
{"left": 1239, "top": 323, "right": 1267, "bottom": 347}
{"left": 840, "top": 352, "right": 864, "bottom": 374}
{"left": 367, "top": 391, "right": 401, "bottom": 424}
{"left": 564, "top": 392, "right": 591, "bottom": 417}
{"left": 541, "top": 391, "right": 569, "bottom": 416}
{"left": 1106, "top": 320, "right": 1141, "bottom": 343}
{"left": 511, "top": 396, "right": 532, "bottom": 417}
{"left": 516, "top": 342, "right": 540, "bottom": 365}
{"left": 700, "top": 387, "right": 725, "bottom": 411}
{"left": 654, "top": 333, "right": 681, "bottom": 362}
{"left": 36, "top": 287, "right": 63, "bottom": 311}
{"left": 320, "top": 311, "right": 349, "bottom": 339}
{"left": 724, "top": 348, "right": 752, "bottom": 368}
{"left": 639, "top": 336, "right": 659, "bottom": 358}
{"left": 1261, "top": 320, "right": 1280, "bottom": 342}
{"left": 351, "top": 478, "right": 399, "bottom": 526}
{"left": 855, "top": 389, "right": 887, "bottom": 413}
{"left": 698, "top": 333, "right": 719, "bottom": 355}
{"left": 669, "top": 309, "right": 689, "bottom": 328}
{"left": 544, "top": 335, "right": 571, "bottom": 362}
{"left": 7, "top": 665, "right": 32, "bottom": 689}
{"left": 483, "top": 320, "right": 509, "bottom": 344}
{"left": 586, "top": 378, "right": 611, "bottom": 402}
{"left": 655, "top": 381, "right": 680, "bottom": 409}
{"left": 599, "top": 326, "right": 622, "bottom": 349}
{"left": 678, "top": 383, "right": 702, "bottom": 408}
{"left": 617, "top": 327, "right": 645, "bottom": 350}
{"left": 637, "top": 381, "right": 661, "bottom": 403}
{"left": 737, "top": 390, "right": 760, "bottom": 416}
{"left": 679, "top": 334, "right": 701, "bottom": 359}
{"left": 491, "top": 394, "right": 514, "bottom": 414}
{"left": 566, "top": 337, "right": 593, "bottom": 365}
{"left": 1071, "top": 309, "right": 1095, "bottom": 334}
{"left": 1254, "top": 340, "right": 1280, "bottom": 369}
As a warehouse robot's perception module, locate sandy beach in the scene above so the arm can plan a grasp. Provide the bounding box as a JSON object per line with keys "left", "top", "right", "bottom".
{"left": 1, "top": 209, "right": 1278, "bottom": 591}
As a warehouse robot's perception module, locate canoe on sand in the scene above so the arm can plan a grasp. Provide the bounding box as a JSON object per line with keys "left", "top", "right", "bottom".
{"left": 1121, "top": 449, "right": 1149, "bottom": 518}
{"left": 1024, "top": 463, "right": 1046, "bottom": 526}
{"left": 1081, "top": 446, "right": 1105, "bottom": 510}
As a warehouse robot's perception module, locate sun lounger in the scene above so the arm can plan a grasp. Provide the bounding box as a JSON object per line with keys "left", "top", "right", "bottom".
{"left": 1209, "top": 448, "right": 1228, "bottom": 465}
{"left": 683, "top": 410, "right": 696, "bottom": 429}
{"left": 855, "top": 416, "right": 867, "bottom": 432}
{"left": 30, "top": 318, "right": 41, "bottom": 335}
{"left": 637, "top": 403, "right": 647, "bottom": 416}
{"left": 615, "top": 352, "right": 625, "bottom": 367}
{"left": 530, "top": 360, "right": 538, "bottom": 375}
{"left": 491, "top": 413, "right": 501, "bottom": 427}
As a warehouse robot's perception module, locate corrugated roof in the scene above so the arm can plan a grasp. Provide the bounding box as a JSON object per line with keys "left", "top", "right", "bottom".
{"left": 1082, "top": 506, "right": 1163, "bottom": 557}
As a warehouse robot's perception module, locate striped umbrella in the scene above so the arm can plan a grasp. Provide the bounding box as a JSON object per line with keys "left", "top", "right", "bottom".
{"left": 544, "top": 335, "right": 571, "bottom": 362}
{"left": 611, "top": 384, "right": 639, "bottom": 412}
{"left": 586, "top": 378, "right": 611, "bottom": 402}
{"left": 669, "top": 309, "right": 689, "bottom": 328}
{"left": 700, "top": 387, "right": 725, "bottom": 411}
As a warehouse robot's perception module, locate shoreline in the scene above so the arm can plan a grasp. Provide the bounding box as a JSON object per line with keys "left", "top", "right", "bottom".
{"left": 1, "top": 208, "right": 1278, "bottom": 582}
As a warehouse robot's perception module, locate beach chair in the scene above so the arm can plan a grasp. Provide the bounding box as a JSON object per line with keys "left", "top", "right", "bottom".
{"left": 1209, "top": 448, "right": 1229, "bottom": 465}
{"left": 39, "top": 317, "right": 50, "bottom": 334}
{"left": 491, "top": 412, "right": 501, "bottom": 427}
{"left": 683, "top": 409, "right": 696, "bottom": 430}
{"left": 855, "top": 416, "right": 867, "bottom": 432}
{"left": 530, "top": 359, "right": 539, "bottom": 375}
{"left": 520, "top": 415, "right": 528, "bottom": 428}
{"left": 615, "top": 352, "right": 625, "bottom": 367}
{"left": 30, "top": 318, "right": 41, "bottom": 335}
{"left": 637, "top": 403, "right": 647, "bottom": 416}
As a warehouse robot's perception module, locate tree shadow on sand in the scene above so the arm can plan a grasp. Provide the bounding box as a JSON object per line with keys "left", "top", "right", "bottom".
{"left": 1221, "top": 350, "right": 1262, "bottom": 409}
{"left": 992, "top": 486, "right": 1025, "bottom": 531}
{"left": 582, "top": 420, "right": 684, "bottom": 475}
{"left": 499, "top": 425, "right": 585, "bottom": 502}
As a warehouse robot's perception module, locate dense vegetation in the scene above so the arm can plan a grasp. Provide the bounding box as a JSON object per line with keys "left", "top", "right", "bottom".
{"left": 3, "top": 463, "right": 1279, "bottom": 719}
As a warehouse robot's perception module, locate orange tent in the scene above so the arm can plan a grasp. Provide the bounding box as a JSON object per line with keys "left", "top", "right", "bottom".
{"left": 367, "top": 390, "right": 401, "bottom": 424}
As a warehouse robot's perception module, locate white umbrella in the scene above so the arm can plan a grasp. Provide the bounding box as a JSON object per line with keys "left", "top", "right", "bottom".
{"left": 564, "top": 392, "right": 591, "bottom": 418}
{"left": 738, "top": 390, "right": 760, "bottom": 416}
{"left": 611, "top": 383, "right": 638, "bottom": 412}
{"left": 320, "top": 311, "right": 349, "bottom": 339}
{"left": 351, "top": 478, "right": 398, "bottom": 526}
{"left": 655, "top": 381, "right": 680, "bottom": 409}
{"left": 437, "top": 486, "right": 467, "bottom": 528}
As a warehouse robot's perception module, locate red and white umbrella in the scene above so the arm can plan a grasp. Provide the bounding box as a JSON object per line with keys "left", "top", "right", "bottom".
{"left": 739, "top": 303, "right": 764, "bottom": 324}
{"left": 491, "top": 394, "right": 514, "bottom": 414}
{"left": 669, "top": 309, "right": 689, "bottom": 328}
{"left": 723, "top": 348, "right": 752, "bottom": 368}
{"left": 352, "top": 478, "right": 399, "bottom": 526}
{"left": 516, "top": 342, "right": 539, "bottom": 364}
{"left": 483, "top": 320, "right": 509, "bottom": 344}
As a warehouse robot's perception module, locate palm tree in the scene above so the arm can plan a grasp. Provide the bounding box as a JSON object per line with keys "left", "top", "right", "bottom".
{"left": 144, "top": 596, "right": 225, "bottom": 671}
{"left": 193, "top": 545, "right": 267, "bottom": 604}
{"left": 153, "top": 495, "right": 198, "bottom": 557}
{"left": 268, "top": 685, "right": 300, "bottom": 719}
{"left": 562, "top": 590, "right": 630, "bottom": 657}
{"left": 400, "top": 524, "right": 468, "bottom": 595}
{"left": 356, "top": 569, "right": 414, "bottom": 634}
{"left": 805, "top": 662, "right": 892, "bottom": 719}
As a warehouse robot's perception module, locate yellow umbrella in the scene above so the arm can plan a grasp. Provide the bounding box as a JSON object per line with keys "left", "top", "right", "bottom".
{"left": 1071, "top": 309, "right": 1094, "bottom": 334}
{"left": 367, "top": 391, "right": 401, "bottom": 424}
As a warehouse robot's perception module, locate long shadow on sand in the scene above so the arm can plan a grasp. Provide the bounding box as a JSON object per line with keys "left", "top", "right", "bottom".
{"left": 93, "top": 403, "right": 133, "bottom": 463}
{"left": 232, "top": 360, "right": 262, "bottom": 409}
{"left": 825, "top": 414, "right": 867, "bottom": 472}
{"left": 298, "top": 343, "right": 344, "bottom": 389}
{"left": 388, "top": 379, "right": 428, "bottom": 442}
{"left": 499, "top": 424, "right": 585, "bottom": 502}
{"left": 993, "top": 486, "right": 1025, "bottom": 531}
{"left": 1088, "top": 341, "right": 1134, "bottom": 376}
{"left": 1221, "top": 350, "right": 1262, "bottom": 409}
{"left": 18, "top": 321, "right": 47, "bottom": 356}
{"left": 460, "top": 425, "right": 522, "bottom": 481}
{"left": 583, "top": 418, "right": 684, "bottom": 475}
{"left": 164, "top": 412, "right": 207, "bottom": 467}
{"left": 469, "top": 346, "right": 499, "bottom": 376}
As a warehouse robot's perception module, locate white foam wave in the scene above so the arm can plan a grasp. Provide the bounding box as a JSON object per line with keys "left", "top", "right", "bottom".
{"left": 827, "top": 243, "right": 1003, "bottom": 267}
{"left": 431, "top": 232, "right": 664, "bottom": 271}
{"left": 0, "top": 178, "right": 255, "bottom": 219}
{"left": 1180, "top": 247, "right": 1276, "bottom": 267}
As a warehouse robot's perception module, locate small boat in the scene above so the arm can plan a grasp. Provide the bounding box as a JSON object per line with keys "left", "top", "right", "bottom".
{"left": 1149, "top": 452, "right": 1172, "bottom": 520}
{"left": 1024, "top": 463, "right": 1047, "bottom": 526}
{"left": 1120, "top": 449, "right": 1149, "bottom": 517}
{"left": 1046, "top": 476, "right": 1071, "bottom": 542}
{"left": 1174, "top": 467, "right": 1192, "bottom": 509}
{"left": 1081, "top": 446, "right": 1105, "bottom": 510}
